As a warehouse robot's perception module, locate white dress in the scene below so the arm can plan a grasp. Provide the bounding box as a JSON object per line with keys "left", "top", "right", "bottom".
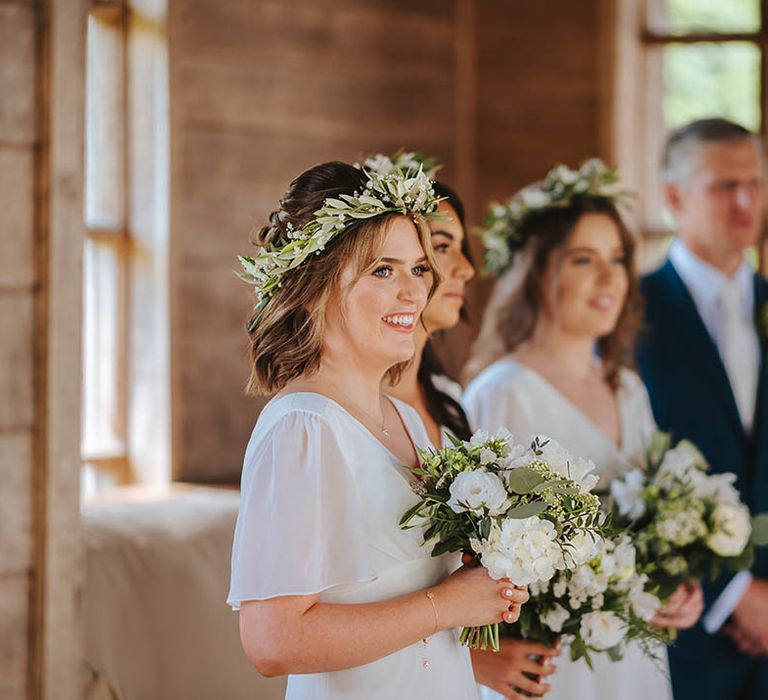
{"left": 463, "top": 359, "right": 672, "bottom": 700}
{"left": 228, "top": 392, "right": 479, "bottom": 700}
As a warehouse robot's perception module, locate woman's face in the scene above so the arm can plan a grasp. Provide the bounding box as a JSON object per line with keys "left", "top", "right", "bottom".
{"left": 324, "top": 216, "right": 432, "bottom": 373}
{"left": 422, "top": 202, "right": 475, "bottom": 332}
{"left": 542, "top": 213, "right": 630, "bottom": 340}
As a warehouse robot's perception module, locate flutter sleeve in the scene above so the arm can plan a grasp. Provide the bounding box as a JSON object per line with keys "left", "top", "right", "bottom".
{"left": 227, "top": 409, "right": 376, "bottom": 609}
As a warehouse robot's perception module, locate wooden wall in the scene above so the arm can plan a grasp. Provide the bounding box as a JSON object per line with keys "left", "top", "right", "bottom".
{"left": 168, "top": 0, "right": 469, "bottom": 482}
{"left": 1, "top": 0, "right": 86, "bottom": 697}
{"left": 169, "top": 0, "right": 609, "bottom": 482}
{"left": 0, "top": 2, "right": 38, "bottom": 695}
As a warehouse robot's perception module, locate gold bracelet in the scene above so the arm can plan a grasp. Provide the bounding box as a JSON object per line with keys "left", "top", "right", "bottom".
{"left": 425, "top": 591, "right": 439, "bottom": 634}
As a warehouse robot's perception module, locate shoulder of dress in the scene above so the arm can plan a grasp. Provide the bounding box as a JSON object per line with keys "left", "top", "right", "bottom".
{"left": 465, "top": 359, "right": 523, "bottom": 392}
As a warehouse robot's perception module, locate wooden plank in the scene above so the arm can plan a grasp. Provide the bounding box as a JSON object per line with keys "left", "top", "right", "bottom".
{"left": 0, "top": 2, "right": 37, "bottom": 145}
{"left": 175, "top": 55, "right": 453, "bottom": 138}
{"left": 0, "top": 573, "right": 29, "bottom": 700}
{"left": 0, "top": 293, "right": 34, "bottom": 430}
{"left": 40, "top": 0, "right": 88, "bottom": 697}
{"left": 176, "top": 131, "right": 453, "bottom": 190}
{"left": 0, "top": 147, "right": 35, "bottom": 290}
{"left": 0, "top": 432, "right": 33, "bottom": 575}
{"left": 172, "top": 0, "right": 454, "bottom": 68}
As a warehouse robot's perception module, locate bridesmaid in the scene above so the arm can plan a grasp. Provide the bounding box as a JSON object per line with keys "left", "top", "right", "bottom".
{"left": 228, "top": 161, "right": 527, "bottom": 700}
{"left": 462, "top": 162, "right": 703, "bottom": 700}
{"left": 387, "top": 179, "right": 560, "bottom": 699}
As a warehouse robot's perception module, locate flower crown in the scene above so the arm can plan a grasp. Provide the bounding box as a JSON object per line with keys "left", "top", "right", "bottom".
{"left": 481, "top": 158, "right": 632, "bottom": 276}
{"left": 361, "top": 149, "right": 442, "bottom": 179}
{"left": 237, "top": 164, "right": 443, "bottom": 326}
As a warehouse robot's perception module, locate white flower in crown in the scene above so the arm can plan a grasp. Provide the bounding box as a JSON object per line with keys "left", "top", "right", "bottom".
{"left": 481, "top": 158, "right": 633, "bottom": 276}
{"left": 237, "top": 165, "right": 443, "bottom": 326}
{"left": 362, "top": 149, "right": 442, "bottom": 179}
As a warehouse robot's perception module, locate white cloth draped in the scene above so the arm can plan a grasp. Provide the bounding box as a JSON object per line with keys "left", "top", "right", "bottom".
{"left": 228, "top": 392, "right": 479, "bottom": 700}
{"left": 463, "top": 359, "right": 672, "bottom": 700}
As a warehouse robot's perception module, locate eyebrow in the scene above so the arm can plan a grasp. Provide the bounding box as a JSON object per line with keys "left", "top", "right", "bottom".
{"left": 379, "top": 255, "right": 429, "bottom": 264}
{"left": 431, "top": 230, "right": 455, "bottom": 241}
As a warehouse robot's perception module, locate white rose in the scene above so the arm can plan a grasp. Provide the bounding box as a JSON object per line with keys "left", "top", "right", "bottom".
{"left": 610, "top": 469, "right": 646, "bottom": 519}
{"left": 628, "top": 580, "right": 661, "bottom": 622}
{"left": 477, "top": 516, "right": 562, "bottom": 585}
{"left": 580, "top": 611, "right": 627, "bottom": 651}
{"left": 707, "top": 502, "right": 752, "bottom": 557}
{"left": 542, "top": 603, "right": 570, "bottom": 633}
{"left": 447, "top": 470, "right": 508, "bottom": 516}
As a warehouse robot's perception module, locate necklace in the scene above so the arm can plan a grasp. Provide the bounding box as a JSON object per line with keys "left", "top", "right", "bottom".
{"left": 332, "top": 388, "right": 390, "bottom": 437}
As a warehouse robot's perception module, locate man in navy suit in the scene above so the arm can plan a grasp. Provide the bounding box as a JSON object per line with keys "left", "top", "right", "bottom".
{"left": 638, "top": 118, "right": 768, "bottom": 700}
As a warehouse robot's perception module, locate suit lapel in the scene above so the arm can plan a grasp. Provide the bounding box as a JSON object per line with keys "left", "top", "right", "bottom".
{"left": 660, "top": 261, "right": 745, "bottom": 438}
{"left": 752, "top": 275, "right": 768, "bottom": 441}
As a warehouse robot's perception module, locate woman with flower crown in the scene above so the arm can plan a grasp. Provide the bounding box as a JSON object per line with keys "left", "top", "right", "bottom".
{"left": 462, "top": 160, "right": 704, "bottom": 700}
{"left": 227, "top": 161, "right": 528, "bottom": 699}
{"left": 374, "top": 153, "right": 560, "bottom": 698}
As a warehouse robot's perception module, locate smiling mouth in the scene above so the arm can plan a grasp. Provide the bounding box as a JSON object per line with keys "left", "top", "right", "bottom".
{"left": 590, "top": 296, "right": 615, "bottom": 311}
{"left": 382, "top": 313, "right": 416, "bottom": 331}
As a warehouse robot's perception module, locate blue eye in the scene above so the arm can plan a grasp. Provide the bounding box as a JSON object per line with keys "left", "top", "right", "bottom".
{"left": 373, "top": 265, "right": 392, "bottom": 278}
{"left": 412, "top": 264, "right": 432, "bottom": 277}
{"left": 433, "top": 243, "right": 450, "bottom": 254}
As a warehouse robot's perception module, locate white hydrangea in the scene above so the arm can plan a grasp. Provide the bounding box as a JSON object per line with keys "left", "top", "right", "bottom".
{"left": 474, "top": 516, "right": 563, "bottom": 586}
{"left": 447, "top": 470, "right": 509, "bottom": 516}
{"left": 657, "top": 508, "right": 707, "bottom": 547}
{"left": 707, "top": 502, "right": 752, "bottom": 557}
{"left": 541, "top": 603, "right": 570, "bottom": 633}
{"left": 610, "top": 469, "right": 646, "bottom": 519}
{"left": 580, "top": 611, "right": 627, "bottom": 651}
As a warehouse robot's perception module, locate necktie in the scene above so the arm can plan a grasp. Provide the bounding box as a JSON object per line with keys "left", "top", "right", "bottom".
{"left": 719, "top": 280, "right": 759, "bottom": 432}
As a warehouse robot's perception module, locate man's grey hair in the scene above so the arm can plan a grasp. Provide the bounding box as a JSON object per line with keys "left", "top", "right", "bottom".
{"left": 662, "top": 117, "right": 762, "bottom": 184}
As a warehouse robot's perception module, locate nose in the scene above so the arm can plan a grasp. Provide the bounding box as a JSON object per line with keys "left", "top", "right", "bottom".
{"left": 734, "top": 185, "right": 757, "bottom": 211}
{"left": 398, "top": 271, "right": 429, "bottom": 309}
{"left": 453, "top": 251, "right": 475, "bottom": 281}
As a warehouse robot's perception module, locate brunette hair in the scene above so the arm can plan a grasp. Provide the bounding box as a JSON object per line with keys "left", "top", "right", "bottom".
{"left": 466, "top": 196, "right": 642, "bottom": 389}
{"left": 416, "top": 180, "right": 473, "bottom": 440}
{"left": 245, "top": 161, "right": 439, "bottom": 395}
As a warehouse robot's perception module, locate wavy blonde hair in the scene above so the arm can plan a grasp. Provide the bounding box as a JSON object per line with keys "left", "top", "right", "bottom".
{"left": 246, "top": 162, "right": 440, "bottom": 395}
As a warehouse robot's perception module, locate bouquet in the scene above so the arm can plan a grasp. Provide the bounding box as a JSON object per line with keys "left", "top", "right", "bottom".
{"left": 401, "top": 430, "right": 608, "bottom": 650}
{"left": 516, "top": 534, "right": 668, "bottom": 669}
{"left": 610, "top": 432, "right": 768, "bottom": 602}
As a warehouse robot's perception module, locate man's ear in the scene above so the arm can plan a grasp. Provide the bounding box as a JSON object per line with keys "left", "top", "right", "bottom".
{"left": 663, "top": 180, "right": 683, "bottom": 218}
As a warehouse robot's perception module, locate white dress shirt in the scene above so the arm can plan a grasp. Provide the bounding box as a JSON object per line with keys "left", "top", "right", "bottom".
{"left": 668, "top": 240, "right": 759, "bottom": 632}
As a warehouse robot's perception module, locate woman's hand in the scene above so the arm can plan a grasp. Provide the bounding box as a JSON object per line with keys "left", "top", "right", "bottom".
{"left": 472, "top": 638, "right": 560, "bottom": 698}
{"left": 651, "top": 580, "right": 704, "bottom": 629}
{"left": 435, "top": 564, "right": 529, "bottom": 630}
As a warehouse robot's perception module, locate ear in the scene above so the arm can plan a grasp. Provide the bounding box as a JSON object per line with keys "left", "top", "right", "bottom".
{"left": 663, "top": 180, "right": 683, "bottom": 217}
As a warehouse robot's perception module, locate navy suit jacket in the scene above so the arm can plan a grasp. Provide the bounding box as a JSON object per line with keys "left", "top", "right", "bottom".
{"left": 638, "top": 260, "right": 768, "bottom": 700}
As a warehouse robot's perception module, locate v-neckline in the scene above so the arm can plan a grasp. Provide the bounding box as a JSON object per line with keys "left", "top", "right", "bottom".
{"left": 270, "top": 391, "right": 425, "bottom": 473}
{"left": 507, "top": 359, "right": 626, "bottom": 455}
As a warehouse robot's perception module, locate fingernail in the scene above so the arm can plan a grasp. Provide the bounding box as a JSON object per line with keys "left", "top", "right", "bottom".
{"left": 504, "top": 588, "right": 513, "bottom": 597}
